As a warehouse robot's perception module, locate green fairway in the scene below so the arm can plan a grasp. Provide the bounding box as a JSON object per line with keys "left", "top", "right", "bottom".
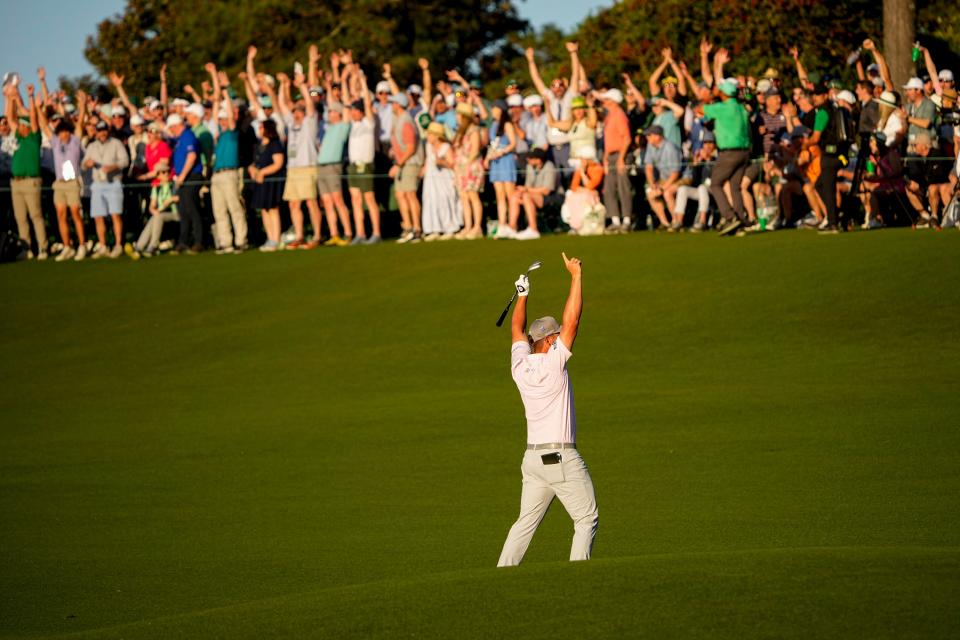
{"left": 2, "top": 231, "right": 959, "bottom": 638}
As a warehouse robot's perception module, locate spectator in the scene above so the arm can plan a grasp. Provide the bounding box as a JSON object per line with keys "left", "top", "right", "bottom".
{"left": 166, "top": 113, "right": 203, "bottom": 253}
{"left": 649, "top": 95, "right": 684, "bottom": 150}
{"left": 521, "top": 94, "right": 548, "bottom": 152}
{"left": 561, "top": 146, "right": 604, "bottom": 233}
{"left": 596, "top": 88, "right": 632, "bottom": 232}
{"left": 249, "top": 118, "right": 285, "bottom": 251}
{"left": 374, "top": 79, "right": 393, "bottom": 151}
{"left": 4, "top": 83, "right": 47, "bottom": 258}
{"left": 421, "top": 121, "right": 460, "bottom": 240}
{"left": 209, "top": 69, "right": 247, "bottom": 253}
{"left": 904, "top": 132, "right": 949, "bottom": 227}
{"left": 860, "top": 132, "right": 904, "bottom": 228}
{"left": 527, "top": 43, "right": 579, "bottom": 173}
{"left": 486, "top": 100, "right": 519, "bottom": 239}
{"left": 82, "top": 120, "right": 129, "bottom": 258}
{"left": 346, "top": 74, "right": 382, "bottom": 245}
{"left": 0, "top": 115, "right": 12, "bottom": 235}
{"left": 276, "top": 72, "right": 320, "bottom": 249}
{"left": 389, "top": 92, "right": 424, "bottom": 243}
{"left": 452, "top": 102, "right": 485, "bottom": 240}
{"left": 704, "top": 76, "right": 751, "bottom": 236}
{"left": 876, "top": 91, "right": 904, "bottom": 148}
{"left": 317, "top": 101, "right": 353, "bottom": 246}
{"left": 902, "top": 77, "right": 938, "bottom": 155}
{"left": 546, "top": 95, "right": 598, "bottom": 169}
{"left": 674, "top": 130, "right": 717, "bottom": 232}
{"left": 643, "top": 125, "right": 683, "bottom": 231}
{"left": 185, "top": 103, "right": 213, "bottom": 174}
{"left": 126, "top": 158, "right": 178, "bottom": 258}
{"left": 38, "top": 90, "right": 87, "bottom": 261}
{"left": 507, "top": 146, "right": 556, "bottom": 240}
{"left": 649, "top": 48, "right": 687, "bottom": 102}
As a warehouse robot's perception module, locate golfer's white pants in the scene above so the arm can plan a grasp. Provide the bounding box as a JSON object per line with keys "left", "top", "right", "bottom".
{"left": 674, "top": 184, "right": 710, "bottom": 215}
{"left": 497, "top": 448, "right": 598, "bottom": 567}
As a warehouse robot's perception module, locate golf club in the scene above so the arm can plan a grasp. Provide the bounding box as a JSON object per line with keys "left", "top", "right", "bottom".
{"left": 496, "top": 261, "right": 542, "bottom": 327}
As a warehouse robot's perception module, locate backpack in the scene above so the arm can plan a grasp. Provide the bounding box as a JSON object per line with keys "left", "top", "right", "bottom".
{"left": 0, "top": 230, "right": 28, "bottom": 263}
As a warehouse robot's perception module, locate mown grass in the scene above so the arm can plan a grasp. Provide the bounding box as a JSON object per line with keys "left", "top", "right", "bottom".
{"left": 1, "top": 229, "right": 958, "bottom": 638}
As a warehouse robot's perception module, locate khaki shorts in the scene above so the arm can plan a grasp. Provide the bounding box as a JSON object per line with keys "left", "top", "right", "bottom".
{"left": 394, "top": 162, "right": 421, "bottom": 193}
{"left": 283, "top": 166, "right": 319, "bottom": 201}
{"left": 316, "top": 164, "right": 343, "bottom": 195}
{"left": 53, "top": 179, "right": 82, "bottom": 208}
{"left": 347, "top": 163, "right": 375, "bottom": 193}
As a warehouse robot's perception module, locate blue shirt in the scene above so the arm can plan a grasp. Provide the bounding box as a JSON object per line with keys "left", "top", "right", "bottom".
{"left": 213, "top": 130, "right": 240, "bottom": 171}
{"left": 172, "top": 129, "right": 201, "bottom": 176}
{"left": 317, "top": 122, "right": 350, "bottom": 165}
{"left": 644, "top": 139, "right": 682, "bottom": 179}
{"left": 435, "top": 110, "right": 458, "bottom": 132}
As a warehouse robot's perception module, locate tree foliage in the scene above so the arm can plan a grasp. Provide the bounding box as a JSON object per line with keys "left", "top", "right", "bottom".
{"left": 83, "top": 0, "right": 527, "bottom": 101}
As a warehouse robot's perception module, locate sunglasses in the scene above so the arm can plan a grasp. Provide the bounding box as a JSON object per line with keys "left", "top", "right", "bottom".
{"left": 157, "top": 170, "right": 169, "bottom": 175}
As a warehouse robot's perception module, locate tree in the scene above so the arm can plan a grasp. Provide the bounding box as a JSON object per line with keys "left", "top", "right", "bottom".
{"left": 884, "top": 0, "right": 915, "bottom": 86}
{"left": 81, "top": 0, "right": 527, "bottom": 101}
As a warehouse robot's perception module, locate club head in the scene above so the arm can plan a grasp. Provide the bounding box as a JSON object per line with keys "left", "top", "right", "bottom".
{"left": 527, "top": 261, "right": 542, "bottom": 273}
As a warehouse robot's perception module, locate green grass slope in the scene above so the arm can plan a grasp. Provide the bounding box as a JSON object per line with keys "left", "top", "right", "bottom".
{"left": 1, "top": 231, "right": 958, "bottom": 638}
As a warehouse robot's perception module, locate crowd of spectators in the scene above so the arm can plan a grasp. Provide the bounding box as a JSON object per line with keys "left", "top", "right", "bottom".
{"left": 1, "top": 36, "right": 958, "bottom": 261}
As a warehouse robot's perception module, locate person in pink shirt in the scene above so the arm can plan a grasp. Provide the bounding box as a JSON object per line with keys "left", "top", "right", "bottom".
{"left": 140, "top": 121, "right": 172, "bottom": 187}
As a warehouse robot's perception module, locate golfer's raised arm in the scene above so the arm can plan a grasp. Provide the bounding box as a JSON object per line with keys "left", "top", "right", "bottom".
{"left": 559, "top": 252, "right": 582, "bottom": 350}
{"left": 511, "top": 284, "right": 528, "bottom": 344}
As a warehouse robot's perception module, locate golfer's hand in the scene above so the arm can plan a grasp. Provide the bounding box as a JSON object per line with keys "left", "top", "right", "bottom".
{"left": 515, "top": 275, "right": 529, "bottom": 297}
{"left": 562, "top": 252, "right": 582, "bottom": 277}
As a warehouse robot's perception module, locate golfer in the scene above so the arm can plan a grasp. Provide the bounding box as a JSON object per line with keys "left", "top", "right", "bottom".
{"left": 497, "top": 252, "right": 599, "bottom": 567}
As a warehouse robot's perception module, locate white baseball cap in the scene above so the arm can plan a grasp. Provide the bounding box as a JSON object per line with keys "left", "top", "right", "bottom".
{"left": 835, "top": 90, "right": 856, "bottom": 105}
{"left": 939, "top": 69, "right": 954, "bottom": 82}
{"left": 522, "top": 94, "right": 543, "bottom": 108}
{"left": 506, "top": 94, "right": 523, "bottom": 108}
{"left": 149, "top": 100, "right": 162, "bottom": 110}
{"left": 217, "top": 108, "right": 230, "bottom": 120}
{"left": 375, "top": 81, "right": 391, "bottom": 94}
{"left": 596, "top": 88, "right": 623, "bottom": 104}
{"left": 185, "top": 103, "right": 205, "bottom": 119}
{"left": 165, "top": 114, "right": 183, "bottom": 127}
{"left": 112, "top": 105, "right": 126, "bottom": 116}
{"left": 902, "top": 77, "right": 924, "bottom": 91}
{"left": 130, "top": 114, "right": 144, "bottom": 126}
{"left": 171, "top": 98, "right": 190, "bottom": 107}
{"left": 407, "top": 84, "right": 422, "bottom": 95}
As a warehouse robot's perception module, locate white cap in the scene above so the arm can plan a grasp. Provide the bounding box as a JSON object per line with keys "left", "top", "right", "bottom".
{"left": 375, "top": 81, "right": 391, "bottom": 94}
{"left": 871, "top": 77, "right": 885, "bottom": 88}
{"left": 112, "top": 105, "right": 126, "bottom": 116}
{"left": 165, "top": 114, "right": 183, "bottom": 127}
{"left": 506, "top": 94, "right": 523, "bottom": 107}
{"left": 148, "top": 100, "right": 162, "bottom": 110}
{"left": 596, "top": 88, "right": 623, "bottom": 104}
{"left": 130, "top": 114, "right": 144, "bottom": 126}
{"left": 939, "top": 69, "right": 954, "bottom": 82}
{"left": 171, "top": 98, "right": 189, "bottom": 107}
{"left": 522, "top": 94, "right": 543, "bottom": 108}
{"left": 756, "top": 79, "right": 772, "bottom": 95}
{"left": 574, "top": 145, "right": 597, "bottom": 161}
{"left": 262, "top": 74, "right": 275, "bottom": 89}
{"left": 407, "top": 84, "right": 422, "bottom": 95}
{"left": 185, "top": 103, "right": 205, "bottom": 119}
{"left": 99, "top": 104, "right": 113, "bottom": 118}
{"left": 835, "top": 90, "right": 856, "bottom": 105}
{"left": 903, "top": 77, "right": 924, "bottom": 91}
{"left": 217, "top": 108, "right": 230, "bottom": 120}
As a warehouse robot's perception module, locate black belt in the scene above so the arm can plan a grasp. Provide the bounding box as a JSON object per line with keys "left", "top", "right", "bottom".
{"left": 11, "top": 176, "right": 39, "bottom": 181}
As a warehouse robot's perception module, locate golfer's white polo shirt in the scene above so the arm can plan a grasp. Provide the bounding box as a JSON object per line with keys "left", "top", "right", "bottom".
{"left": 511, "top": 338, "right": 576, "bottom": 445}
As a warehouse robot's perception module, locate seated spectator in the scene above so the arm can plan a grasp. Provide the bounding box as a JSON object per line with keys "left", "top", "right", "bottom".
{"left": 420, "top": 122, "right": 460, "bottom": 240}
{"left": 904, "top": 132, "right": 950, "bottom": 227}
{"left": 673, "top": 131, "right": 717, "bottom": 232}
{"left": 126, "top": 158, "right": 178, "bottom": 258}
{"left": 561, "top": 146, "right": 604, "bottom": 233}
{"left": 643, "top": 125, "right": 683, "bottom": 231}
{"left": 860, "top": 132, "right": 905, "bottom": 228}
{"left": 507, "top": 147, "right": 557, "bottom": 240}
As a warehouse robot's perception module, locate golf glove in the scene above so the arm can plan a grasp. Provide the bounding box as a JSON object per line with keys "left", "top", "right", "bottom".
{"left": 515, "top": 275, "right": 529, "bottom": 297}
